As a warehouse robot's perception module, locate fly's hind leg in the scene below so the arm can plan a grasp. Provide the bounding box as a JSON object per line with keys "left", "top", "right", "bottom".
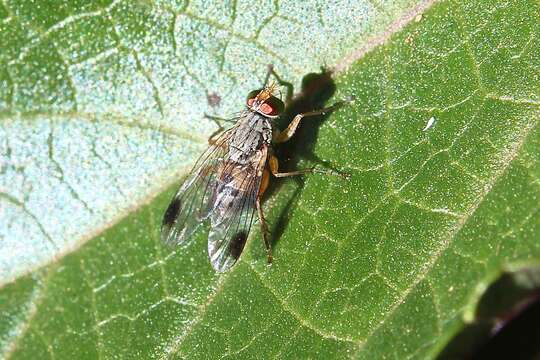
{"left": 257, "top": 168, "right": 273, "bottom": 264}
{"left": 269, "top": 154, "right": 347, "bottom": 179}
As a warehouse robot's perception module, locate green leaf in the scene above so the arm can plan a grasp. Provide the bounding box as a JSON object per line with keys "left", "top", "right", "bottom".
{"left": 0, "top": 0, "right": 426, "bottom": 284}
{"left": 1, "top": 0, "right": 540, "bottom": 359}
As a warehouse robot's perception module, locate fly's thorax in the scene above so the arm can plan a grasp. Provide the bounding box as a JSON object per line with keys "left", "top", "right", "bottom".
{"left": 211, "top": 158, "right": 261, "bottom": 226}
{"left": 227, "top": 112, "right": 272, "bottom": 163}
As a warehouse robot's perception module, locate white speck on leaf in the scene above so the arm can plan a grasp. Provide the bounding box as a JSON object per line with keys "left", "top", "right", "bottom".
{"left": 423, "top": 117, "right": 436, "bottom": 131}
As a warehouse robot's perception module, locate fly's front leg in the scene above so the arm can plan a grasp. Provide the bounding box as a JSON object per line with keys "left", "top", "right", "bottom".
{"left": 205, "top": 114, "right": 235, "bottom": 145}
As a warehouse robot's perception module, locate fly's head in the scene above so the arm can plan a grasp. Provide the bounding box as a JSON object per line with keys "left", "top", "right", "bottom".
{"left": 246, "top": 83, "right": 284, "bottom": 119}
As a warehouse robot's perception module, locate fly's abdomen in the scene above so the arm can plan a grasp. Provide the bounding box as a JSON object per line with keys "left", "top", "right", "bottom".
{"left": 210, "top": 162, "right": 256, "bottom": 226}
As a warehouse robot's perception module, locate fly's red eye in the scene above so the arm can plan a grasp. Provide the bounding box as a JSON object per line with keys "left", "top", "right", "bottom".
{"left": 259, "top": 103, "right": 274, "bottom": 115}
{"left": 247, "top": 98, "right": 255, "bottom": 106}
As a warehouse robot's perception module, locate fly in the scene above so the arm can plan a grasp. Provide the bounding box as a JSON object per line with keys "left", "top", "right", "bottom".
{"left": 161, "top": 66, "right": 347, "bottom": 272}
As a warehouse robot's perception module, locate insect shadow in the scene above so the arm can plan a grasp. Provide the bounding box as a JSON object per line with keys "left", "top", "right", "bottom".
{"left": 263, "top": 68, "right": 340, "bottom": 249}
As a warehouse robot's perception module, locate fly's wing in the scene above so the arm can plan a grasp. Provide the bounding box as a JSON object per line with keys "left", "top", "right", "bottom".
{"left": 207, "top": 147, "right": 267, "bottom": 272}
{"left": 161, "top": 130, "right": 232, "bottom": 246}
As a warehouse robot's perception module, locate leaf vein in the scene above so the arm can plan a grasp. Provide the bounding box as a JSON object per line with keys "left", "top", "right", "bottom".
{"left": 246, "top": 262, "right": 359, "bottom": 344}
{"left": 354, "top": 117, "right": 538, "bottom": 355}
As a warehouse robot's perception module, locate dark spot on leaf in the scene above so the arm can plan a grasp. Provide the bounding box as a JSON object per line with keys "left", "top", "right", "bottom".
{"left": 207, "top": 92, "right": 221, "bottom": 108}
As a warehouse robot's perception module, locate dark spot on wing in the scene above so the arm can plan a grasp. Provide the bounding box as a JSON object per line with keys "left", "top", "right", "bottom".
{"left": 220, "top": 172, "right": 234, "bottom": 184}
{"left": 229, "top": 231, "right": 248, "bottom": 259}
{"left": 162, "top": 197, "right": 181, "bottom": 227}
{"left": 225, "top": 190, "right": 243, "bottom": 210}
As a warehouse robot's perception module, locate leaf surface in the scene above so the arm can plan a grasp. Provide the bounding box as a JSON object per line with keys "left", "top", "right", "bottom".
{"left": 0, "top": 0, "right": 428, "bottom": 283}
{"left": 1, "top": 0, "right": 539, "bottom": 359}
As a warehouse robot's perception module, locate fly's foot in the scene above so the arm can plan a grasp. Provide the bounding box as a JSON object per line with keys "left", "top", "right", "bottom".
{"left": 327, "top": 95, "right": 355, "bottom": 112}
{"left": 337, "top": 171, "right": 351, "bottom": 180}
{"left": 344, "top": 95, "right": 355, "bottom": 104}
{"left": 312, "top": 167, "right": 350, "bottom": 180}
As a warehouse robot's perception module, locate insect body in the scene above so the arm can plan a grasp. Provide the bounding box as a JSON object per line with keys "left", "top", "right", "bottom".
{"left": 161, "top": 69, "right": 343, "bottom": 272}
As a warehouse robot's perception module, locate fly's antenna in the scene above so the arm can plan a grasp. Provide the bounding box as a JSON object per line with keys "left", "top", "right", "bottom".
{"left": 257, "top": 81, "right": 279, "bottom": 102}
{"left": 266, "top": 81, "right": 278, "bottom": 95}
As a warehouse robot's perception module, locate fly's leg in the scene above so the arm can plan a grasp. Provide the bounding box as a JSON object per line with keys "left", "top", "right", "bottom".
{"left": 204, "top": 113, "right": 237, "bottom": 126}
{"left": 205, "top": 114, "right": 235, "bottom": 145}
{"left": 274, "top": 100, "right": 349, "bottom": 144}
{"left": 256, "top": 197, "right": 272, "bottom": 264}
{"left": 257, "top": 168, "right": 273, "bottom": 264}
{"left": 264, "top": 65, "right": 293, "bottom": 104}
